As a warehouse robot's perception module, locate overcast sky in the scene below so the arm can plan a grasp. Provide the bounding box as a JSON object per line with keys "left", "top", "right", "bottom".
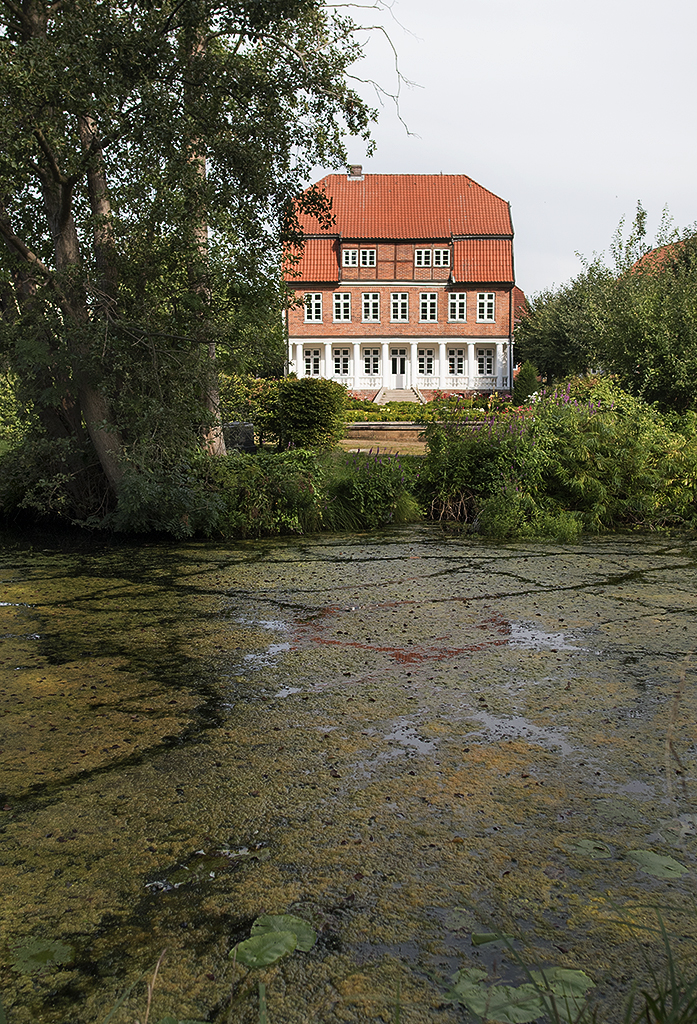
{"left": 317, "top": 0, "right": 697, "bottom": 295}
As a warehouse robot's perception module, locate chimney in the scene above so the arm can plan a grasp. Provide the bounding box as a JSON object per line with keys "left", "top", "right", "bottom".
{"left": 347, "top": 164, "right": 363, "bottom": 179}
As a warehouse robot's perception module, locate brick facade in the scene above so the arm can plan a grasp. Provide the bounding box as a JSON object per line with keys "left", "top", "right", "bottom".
{"left": 285, "top": 172, "right": 518, "bottom": 397}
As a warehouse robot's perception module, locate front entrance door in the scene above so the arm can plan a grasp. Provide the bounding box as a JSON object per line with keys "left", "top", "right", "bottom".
{"left": 391, "top": 348, "right": 407, "bottom": 388}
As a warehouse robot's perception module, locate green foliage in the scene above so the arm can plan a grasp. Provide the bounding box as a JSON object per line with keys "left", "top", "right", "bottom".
{"left": 419, "top": 376, "right": 697, "bottom": 539}
{"left": 512, "top": 360, "right": 540, "bottom": 406}
{"left": 230, "top": 913, "right": 317, "bottom": 967}
{"left": 0, "top": 372, "right": 26, "bottom": 456}
{"left": 273, "top": 377, "right": 347, "bottom": 449}
{"left": 205, "top": 450, "right": 324, "bottom": 538}
{"left": 220, "top": 374, "right": 346, "bottom": 449}
{"left": 516, "top": 207, "right": 697, "bottom": 410}
{"left": 324, "top": 450, "right": 421, "bottom": 530}
{"left": 345, "top": 398, "right": 424, "bottom": 422}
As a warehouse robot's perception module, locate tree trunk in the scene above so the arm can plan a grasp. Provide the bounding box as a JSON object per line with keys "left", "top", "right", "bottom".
{"left": 185, "top": 20, "right": 227, "bottom": 458}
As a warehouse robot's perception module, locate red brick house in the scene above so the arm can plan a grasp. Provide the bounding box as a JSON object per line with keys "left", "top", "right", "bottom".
{"left": 285, "top": 167, "right": 518, "bottom": 399}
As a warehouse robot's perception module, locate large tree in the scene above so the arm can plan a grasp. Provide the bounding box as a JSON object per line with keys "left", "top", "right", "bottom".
{"left": 0, "top": 0, "right": 375, "bottom": 519}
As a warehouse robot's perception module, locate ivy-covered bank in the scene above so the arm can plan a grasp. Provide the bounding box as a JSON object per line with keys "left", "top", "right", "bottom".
{"left": 0, "top": 375, "right": 696, "bottom": 539}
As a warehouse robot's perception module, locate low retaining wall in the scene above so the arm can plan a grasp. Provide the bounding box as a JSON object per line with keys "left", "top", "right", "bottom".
{"left": 344, "top": 421, "right": 424, "bottom": 443}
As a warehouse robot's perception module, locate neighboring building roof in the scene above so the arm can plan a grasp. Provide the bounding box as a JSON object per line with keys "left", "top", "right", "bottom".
{"left": 512, "top": 285, "right": 527, "bottom": 321}
{"left": 296, "top": 173, "right": 513, "bottom": 239}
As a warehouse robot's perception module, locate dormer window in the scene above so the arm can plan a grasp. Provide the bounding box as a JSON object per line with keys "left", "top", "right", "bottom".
{"left": 342, "top": 249, "right": 358, "bottom": 267}
{"left": 360, "top": 249, "right": 376, "bottom": 267}
{"left": 415, "top": 249, "right": 431, "bottom": 267}
{"left": 433, "top": 248, "right": 450, "bottom": 266}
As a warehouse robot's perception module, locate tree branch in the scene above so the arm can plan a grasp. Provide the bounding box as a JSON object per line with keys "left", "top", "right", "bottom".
{"left": 33, "top": 128, "right": 69, "bottom": 185}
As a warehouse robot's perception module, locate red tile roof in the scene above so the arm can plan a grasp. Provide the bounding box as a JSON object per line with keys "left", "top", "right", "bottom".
{"left": 453, "top": 239, "right": 513, "bottom": 284}
{"left": 297, "top": 174, "right": 512, "bottom": 239}
{"left": 285, "top": 237, "right": 339, "bottom": 283}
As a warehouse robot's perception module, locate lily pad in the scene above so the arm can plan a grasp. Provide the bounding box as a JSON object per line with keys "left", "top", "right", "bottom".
{"left": 230, "top": 931, "right": 297, "bottom": 968}
{"left": 627, "top": 850, "right": 687, "bottom": 879}
{"left": 455, "top": 980, "right": 545, "bottom": 1023}
{"left": 251, "top": 914, "right": 317, "bottom": 952}
{"left": 448, "top": 966, "right": 594, "bottom": 1023}
{"left": 11, "top": 938, "right": 74, "bottom": 974}
{"left": 564, "top": 839, "right": 612, "bottom": 859}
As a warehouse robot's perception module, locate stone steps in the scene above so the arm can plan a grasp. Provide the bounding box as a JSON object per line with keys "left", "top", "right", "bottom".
{"left": 375, "top": 387, "right": 424, "bottom": 405}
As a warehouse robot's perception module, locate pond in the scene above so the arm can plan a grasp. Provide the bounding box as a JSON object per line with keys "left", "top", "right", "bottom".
{"left": 1, "top": 526, "right": 696, "bottom": 1023}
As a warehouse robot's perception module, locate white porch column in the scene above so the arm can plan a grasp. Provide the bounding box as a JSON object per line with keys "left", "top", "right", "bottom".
{"left": 352, "top": 341, "right": 361, "bottom": 391}
{"left": 409, "top": 341, "right": 418, "bottom": 389}
{"left": 324, "top": 341, "right": 332, "bottom": 379}
{"left": 438, "top": 341, "right": 447, "bottom": 389}
{"left": 381, "top": 341, "right": 390, "bottom": 388}
{"left": 295, "top": 342, "right": 304, "bottom": 377}
{"left": 468, "top": 342, "right": 476, "bottom": 390}
{"left": 496, "top": 343, "right": 504, "bottom": 389}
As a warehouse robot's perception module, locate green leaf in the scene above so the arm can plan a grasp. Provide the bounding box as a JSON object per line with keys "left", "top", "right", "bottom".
{"left": 251, "top": 914, "right": 317, "bottom": 952}
{"left": 564, "top": 839, "right": 612, "bottom": 859}
{"left": 627, "top": 850, "right": 687, "bottom": 878}
{"left": 10, "top": 938, "right": 74, "bottom": 974}
{"left": 471, "top": 932, "right": 515, "bottom": 946}
{"left": 457, "top": 982, "right": 545, "bottom": 1023}
{"left": 230, "top": 931, "right": 297, "bottom": 967}
{"left": 0, "top": 994, "right": 7, "bottom": 1024}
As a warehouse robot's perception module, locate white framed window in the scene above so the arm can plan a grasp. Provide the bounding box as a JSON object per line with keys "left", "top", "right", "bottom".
{"left": 448, "top": 348, "right": 465, "bottom": 375}
{"left": 360, "top": 249, "right": 376, "bottom": 267}
{"left": 334, "top": 348, "right": 350, "bottom": 375}
{"left": 448, "top": 293, "right": 467, "bottom": 321}
{"left": 362, "top": 292, "right": 380, "bottom": 322}
{"left": 305, "top": 348, "right": 321, "bottom": 376}
{"left": 415, "top": 249, "right": 432, "bottom": 267}
{"left": 364, "top": 348, "right": 380, "bottom": 375}
{"left": 476, "top": 347, "right": 495, "bottom": 375}
{"left": 418, "top": 348, "right": 435, "bottom": 375}
{"left": 333, "top": 292, "right": 351, "bottom": 321}
{"left": 342, "top": 249, "right": 358, "bottom": 267}
{"left": 433, "top": 248, "right": 450, "bottom": 267}
{"left": 419, "top": 292, "right": 437, "bottom": 321}
{"left": 477, "top": 292, "right": 495, "bottom": 322}
{"left": 304, "top": 293, "right": 322, "bottom": 322}
{"left": 391, "top": 292, "right": 409, "bottom": 321}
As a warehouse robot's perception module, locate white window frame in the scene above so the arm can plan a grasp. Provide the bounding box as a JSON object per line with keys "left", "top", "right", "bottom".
{"left": 333, "top": 348, "right": 350, "bottom": 376}
{"left": 342, "top": 249, "right": 358, "bottom": 267}
{"left": 476, "top": 347, "right": 495, "bottom": 375}
{"left": 360, "top": 249, "right": 376, "bottom": 267}
{"left": 304, "top": 293, "right": 322, "bottom": 322}
{"left": 333, "top": 292, "right": 351, "bottom": 322}
{"left": 477, "top": 292, "right": 496, "bottom": 322}
{"left": 448, "top": 348, "right": 465, "bottom": 375}
{"left": 414, "top": 249, "right": 432, "bottom": 267}
{"left": 391, "top": 292, "right": 409, "bottom": 322}
{"left": 305, "top": 348, "right": 321, "bottom": 376}
{"left": 362, "top": 292, "right": 380, "bottom": 322}
{"left": 364, "top": 348, "right": 380, "bottom": 375}
{"left": 418, "top": 348, "right": 435, "bottom": 375}
{"left": 419, "top": 292, "right": 437, "bottom": 322}
{"left": 448, "top": 292, "right": 467, "bottom": 322}
{"left": 433, "top": 248, "right": 450, "bottom": 267}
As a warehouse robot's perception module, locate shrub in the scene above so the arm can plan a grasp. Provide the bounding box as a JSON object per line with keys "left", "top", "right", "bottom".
{"left": 513, "top": 360, "right": 540, "bottom": 405}
{"left": 419, "top": 377, "right": 697, "bottom": 539}
{"left": 219, "top": 374, "right": 346, "bottom": 449}
{"left": 324, "top": 450, "right": 421, "bottom": 530}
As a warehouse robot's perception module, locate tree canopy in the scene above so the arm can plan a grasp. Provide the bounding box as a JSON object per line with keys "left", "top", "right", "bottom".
{"left": 0, "top": 0, "right": 376, "bottom": 521}
{"left": 515, "top": 206, "right": 697, "bottom": 412}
